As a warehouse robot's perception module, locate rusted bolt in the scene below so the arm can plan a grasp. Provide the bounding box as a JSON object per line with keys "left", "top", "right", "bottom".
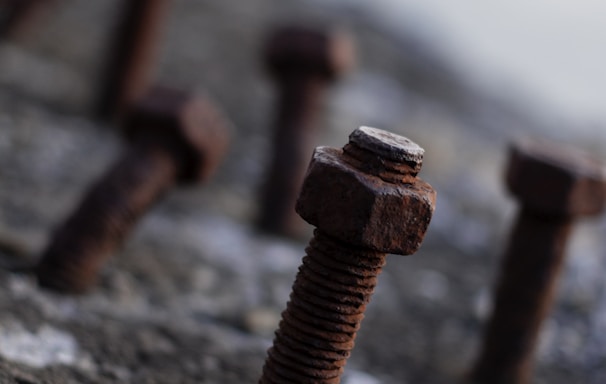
{"left": 259, "top": 126, "right": 436, "bottom": 383}
{"left": 95, "top": 0, "right": 173, "bottom": 121}
{"left": 36, "top": 86, "right": 229, "bottom": 293}
{"left": 257, "top": 25, "right": 354, "bottom": 237}
{"left": 470, "top": 138, "right": 606, "bottom": 384}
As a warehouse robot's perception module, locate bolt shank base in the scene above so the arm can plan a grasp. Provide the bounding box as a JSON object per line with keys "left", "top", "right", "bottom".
{"left": 470, "top": 208, "right": 573, "bottom": 384}
{"left": 36, "top": 144, "right": 178, "bottom": 293}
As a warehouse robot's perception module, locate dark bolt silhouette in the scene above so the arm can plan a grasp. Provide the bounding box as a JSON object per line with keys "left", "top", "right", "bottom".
{"left": 95, "top": 0, "right": 173, "bottom": 121}
{"left": 470, "top": 138, "right": 606, "bottom": 384}
{"left": 259, "top": 126, "right": 436, "bottom": 383}
{"left": 257, "top": 25, "right": 354, "bottom": 237}
{"left": 36, "top": 86, "right": 230, "bottom": 293}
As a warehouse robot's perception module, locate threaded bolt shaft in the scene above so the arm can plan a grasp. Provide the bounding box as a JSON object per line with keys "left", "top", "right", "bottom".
{"left": 37, "top": 144, "right": 177, "bottom": 293}
{"left": 259, "top": 126, "right": 436, "bottom": 383}
{"left": 37, "top": 86, "right": 229, "bottom": 293}
{"left": 261, "top": 231, "right": 385, "bottom": 383}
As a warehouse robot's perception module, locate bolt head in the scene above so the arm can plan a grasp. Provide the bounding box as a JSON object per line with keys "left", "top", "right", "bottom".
{"left": 296, "top": 146, "right": 436, "bottom": 255}
{"left": 265, "top": 25, "right": 354, "bottom": 80}
{"left": 123, "top": 86, "right": 230, "bottom": 184}
{"left": 507, "top": 137, "right": 606, "bottom": 216}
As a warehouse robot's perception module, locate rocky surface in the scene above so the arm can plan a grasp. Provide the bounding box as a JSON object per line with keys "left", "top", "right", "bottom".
{"left": 0, "top": 0, "right": 605, "bottom": 383}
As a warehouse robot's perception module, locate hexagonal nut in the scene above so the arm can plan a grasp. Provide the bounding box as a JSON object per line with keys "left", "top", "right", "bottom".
{"left": 507, "top": 138, "right": 606, "bottom": 216}
{"left": 265, "top": 25, "right": 354, "bottom": 80}
{"left": 296, "top": 146, "right": 436, "bottom": 255}
{"left": 123, "top": 86, "right": 230, "bottom": 184}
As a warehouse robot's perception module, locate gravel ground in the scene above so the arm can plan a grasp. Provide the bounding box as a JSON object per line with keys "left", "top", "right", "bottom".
{"left": 0, "top": 0, "right": 605, "bottom": 383}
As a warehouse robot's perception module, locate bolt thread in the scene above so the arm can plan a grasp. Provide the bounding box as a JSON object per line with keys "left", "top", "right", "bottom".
{"left": 342, "top": 142, "right": 418, "bottom": 184}
{"left": 36, "top": 143, "right": 178, "bottom": 293}
{"left": 259, "top": 230, "right": 386, "bottom": 384}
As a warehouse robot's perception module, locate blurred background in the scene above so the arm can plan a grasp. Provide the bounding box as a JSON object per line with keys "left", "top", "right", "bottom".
{"left": 0, "top": 0, "right": 605, "bottom": 383}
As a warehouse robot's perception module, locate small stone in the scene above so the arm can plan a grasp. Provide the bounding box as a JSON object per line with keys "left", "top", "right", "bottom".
{"left": 244, "top": 308, "right": 281, "bottom": 337}
{"left": 0, "top": 322, "right": 81, "bottom": 369}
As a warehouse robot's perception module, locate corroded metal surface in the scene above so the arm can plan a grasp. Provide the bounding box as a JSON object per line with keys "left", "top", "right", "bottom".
{"left": 507, "top": 137, "right": 606, "bottom": 216}
{"left": 35, "top": 145, "right": 178, "bottom": 293}
{"left": 95, "top": 0, "right": 173, "bottom": 120}
{"left": 259, "top": 126, "right": 436, "bottom": 383}
{"left": 257, "top": 25, "right": 354, "bottom": 237}
{"left": 297, "top": 146, "right": 434, "bottom": 254}
{"left": 36, "top": 86, "right": 229, "bottom": 293}
{"left": 470, "top": 138, "right": 606, "bottom": 384}
{"left": 264, "top": 25, "right": 354, "bottom": 81}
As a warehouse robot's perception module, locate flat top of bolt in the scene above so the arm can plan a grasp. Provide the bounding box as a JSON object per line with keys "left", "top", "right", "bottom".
{"left": 512, "top": 137, "right": 606, "bottom": 181}
{"left": 349, "top": 126, "right": 424, "bottom": 165}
